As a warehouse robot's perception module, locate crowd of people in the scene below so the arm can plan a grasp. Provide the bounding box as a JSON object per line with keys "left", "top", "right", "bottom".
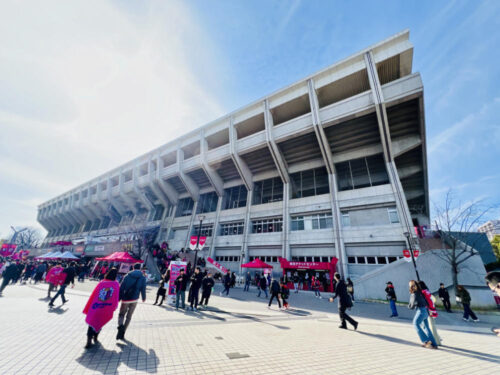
{"left": 1, "top": 252, "right": 499, "bottom": 350}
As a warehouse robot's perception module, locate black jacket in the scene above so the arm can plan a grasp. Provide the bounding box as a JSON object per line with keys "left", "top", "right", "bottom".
{"left": 259, "top": 277, "right": 267, "bottom": 290}
{"left": 175, "top": 274, "right": 188, "bottom": 292}
{"left": 189, "top": 272, "right": 203, "bottom": 291}
{"left": 119, "top": 270, "right": 147, "bottom": 301}
{"left": 438, "top": 287, "right": 450, "bottom": 300}
{"left": 333, "top": 279, "right": 351, "bottom": 307}
{"left": 270, "top": 280, "right": 280, "bottom": 293}
{"left": 223, "top": 273, "right": 231, "bottom": 287}
{"left": 2, "top": 264, "right": 18, "bottom": 279}
{"left": 62, "top": 267, "right": 76, "bottom": 285}
{"left": 202, "top": 276, "right": 215, "bottom": 293}
{"left": 385, "top": 286, "right": 397, "bottom": 301}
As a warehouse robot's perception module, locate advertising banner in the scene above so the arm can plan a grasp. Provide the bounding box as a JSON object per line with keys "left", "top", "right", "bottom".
{"left": 206, "top": 257, "right": 229, "bottom": 274}
{"left": 166, "top": 261, "right": 187, "bottom": 305}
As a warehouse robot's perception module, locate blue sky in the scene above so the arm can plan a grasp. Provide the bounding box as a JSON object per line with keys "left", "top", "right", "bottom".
{"left": 1, "top": 0, "right": 499, "bottom": 239}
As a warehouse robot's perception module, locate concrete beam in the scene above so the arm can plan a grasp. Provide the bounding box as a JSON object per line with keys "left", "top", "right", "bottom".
{"left": 392, "top": 135, "right": 422, "bottom": 158}
{"left": 177, "top": 148, "right": 200, "bottom": 201}
{"left": 264, "top": 99, "right": 289, "bottom": 184}
{"left": 229, "top": 116, "right": 254, "bottom": 191}
{"left": 119, "top": 170, "right": 138, "bottom": 215}
{"left": 133, "top": 162, "right": 154, "bottom": 211}
{"left": 200, "top": 132, "right": 224, "bottom": 197}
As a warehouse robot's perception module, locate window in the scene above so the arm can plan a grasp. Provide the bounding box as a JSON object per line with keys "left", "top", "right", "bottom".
{"left": 311, "top": 213, "right": 333, "bottom": 229}
{"left": 192, "top": 224, "right": 213, "bottom": 237}
{"left": 367, "top": 256, "right": 376, "bottom": 264}
{"left": 290, "top": 167, "right": 330, "bottom": 198}
{"left": 176, "top": 197, "right": 194, "bottom": 217}
{"left": 313, "top": 256, "right": 320, "bottom": 262}
{"left": 335, "top": 154, "right": 389, "bottom": 191}
{"left": 321, "top": 257, "right": 330, "bottom": 262}
{"left": 271, "top": 256, "right": 278, "bottom": 263}
{"left": 251, "top": 217, "right": 283, "bottom": 233}
{"left": 291, "top": 216, "right": 305, "bottom": 231}
{"left": 253, "top": 177, "right": 283, "bottom": 205}
{"left": 196, "top": 192, "right": 218, "bottom": 214}
{"left": 388, "top": 256, "right": 397, "bottom": 263}
{"left": 222, "top": 185, "right": 248, "bottom": 210}
{"left": 306, "top": 256, "right": 313, "bottom": 262}
{"left": 168, "top": 230, "right": 175, "bottom": 240}
{"left": 348, "top": 256, "right": 356, "bottom": 264}
{"left": 377, "top": 256, "right": 387, "bottom": 264}
{"left": 341, "top": 212, "right": 350, "bottom": 227}
{"left": 298, "top": 256, "right": 305, "bottom": 262}
{"left": 356, "top": 256, "right": 366, "bottom": 264}
{"left": 388, "top": 207, "right": 399, "bottom": 223}
{"left": 220, "top": 222, "right": 245, "bottom": 236}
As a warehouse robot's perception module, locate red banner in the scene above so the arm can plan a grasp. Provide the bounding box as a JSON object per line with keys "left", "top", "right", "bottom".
{"left": 207, "top": 257, "right": 229, "bottom": 274}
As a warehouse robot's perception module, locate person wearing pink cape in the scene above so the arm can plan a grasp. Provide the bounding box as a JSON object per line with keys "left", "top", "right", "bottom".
{"left": 45, "top": 263, "right": 65, "bottom": 299}
{"left": 83, "top": 268, "right": 120, "bottom": 349}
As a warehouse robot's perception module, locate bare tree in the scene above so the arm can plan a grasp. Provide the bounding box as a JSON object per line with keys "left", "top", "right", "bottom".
{"left": 433, "top": 190, "right": 498, "bottom": 292}
{"left": 127, "top": 225, "right": 159, "bottom": 260}
{"left": 14, "top": 227, "right": 43, "bottom": 249}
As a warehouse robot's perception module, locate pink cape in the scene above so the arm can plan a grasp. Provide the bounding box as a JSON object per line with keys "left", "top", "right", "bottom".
{"left": 83, "top": 280, "right": 120, "bottom": 332}
{"left": 45, "top": 266, "right": 65, "bottom": 285}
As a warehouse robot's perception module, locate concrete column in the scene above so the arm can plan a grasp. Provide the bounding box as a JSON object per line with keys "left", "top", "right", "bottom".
{"left": 184, "top": 201, "right": 198, "bottom": 249}
{"left": 155, "top": 151, "right": 179, "bottom": 205}
{"left": 164, "top": 204, "right": 177, "bottom": 245}
{"left": 241, "top": 189, "right": 253, "bottom": 264}
{"left": 177, "top": 149, "right": 200, "bottom": 201}
{"left": 200, "top": 131, "right": 224, "bottom": 197}
{"left": 208, "top": 196, "right": 223, "bottom": 259}
{"left": 329, "top": 174, "right": 348, "bottom": 278}
{"left": 364, "top": 51, "right": 415, "bottom": 242}
{"left": 282, "top": 183, "right": 290, "bottom": 260}
{"left": 229, "top": 116, "right": 253, "bottom": 191}
{"left": 119, "top": 169, "right": 138, "bottom": 215}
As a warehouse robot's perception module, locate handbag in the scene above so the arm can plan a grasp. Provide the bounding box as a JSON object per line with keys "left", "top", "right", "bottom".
{"left": 455, "top": 296, "right": 462, "bottom": 303}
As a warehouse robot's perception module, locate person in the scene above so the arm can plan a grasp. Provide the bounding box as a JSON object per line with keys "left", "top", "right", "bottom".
{"left": 485, "top": 271, "right": 500, "bottom": 337}
{"left": 49, "top": 262, "right": 76, "bottom": 307}
{"left": 188, "top": 267, "right": 203, "bottom": 311}
{"left": 330, "top": 273, "right": 357, "bottom": 330}
{"left": 230, "top": 271, "right": 236, "bottom": 288}
{"left": 200, "top": 271, "right": 215, "bottom": 308}
{"left": 312, "top": 276, "right": 321, "bottom": 298}
{"left": 408, "top": 280, "right": 438, "bottom": 349}
{"left": 174, "top": 268, "right": 188, "bottom": 310}
{"left": 45, "top": 263, "right": 65, "bottom": 299}
{"left": 456, "top": 285, "right": 479, "bottom": 322}
{"left": 258, "top": 275, "right": 268, "bottom": 298}
{"left": 268, "top": 278, "right": 281, "bottom": 309}
{"left": 83, "top": 268, "right": 120, "bottom": 349}
{"left": 221, "top": 270, "right": 231, "bottom": 296}
{"left": 116, "top": 263, "right": 146, "bottom": 340}
{"left": 346, "top": 278, "right": 354, "bottom": 301}
{"left": 266, "top": 272, "right": 271, "bottom": 288}
{"left": 33, "top": 262, "right": 47, "bottom": 284}
{"left": 293, "top": 273, "right": 299, "bottom": 293}
{"left": 244, "top": 272, "right": 251, "bottom": 292}
{"left": 438, "top": 283, "right": 452, "bottom": 312}
{"left": 419, "top": 281, "right": 441, "bottom": 346}
{"left": 154, "top": 269, "right": 170, "bottom": 306}
{"left": 0, "top": 261, "right": 18, "bottom": 296}
{"left": 385, "top": 282, "right": 398, "bottom": 317}
{"left": 281, "top": 280, "right": 290, "bottom": 309}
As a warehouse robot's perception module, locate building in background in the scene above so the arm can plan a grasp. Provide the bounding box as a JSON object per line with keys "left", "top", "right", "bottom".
{"left": 37, "top": 30, "right": 429, "bottom": 280}
{"left": 478, "top": 220, "right": 500, "bottom": 241}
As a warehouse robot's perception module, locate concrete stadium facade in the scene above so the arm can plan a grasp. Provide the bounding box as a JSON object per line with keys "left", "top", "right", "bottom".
{"left": 37, "top": 30, "right": 429, "bottom": 279}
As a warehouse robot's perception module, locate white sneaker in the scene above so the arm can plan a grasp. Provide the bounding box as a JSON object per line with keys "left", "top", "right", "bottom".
{"left": 462, "top": 318, "right": 469, "bottom": 322}
{"left": 472, "top": 319, "right": 479, "bottom": 322}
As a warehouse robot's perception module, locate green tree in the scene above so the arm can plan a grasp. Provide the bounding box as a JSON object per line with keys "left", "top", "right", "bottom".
{"left": 492, "top": 235, "right": 500, "bottom": 261}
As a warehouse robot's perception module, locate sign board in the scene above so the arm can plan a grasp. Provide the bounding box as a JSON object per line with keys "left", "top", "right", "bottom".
{"left": 94, "top": 245, "right": 105, "bottom": 252}
{"left": 403, "top": 249, "right": 412, "bottom": 262}
{"left": 119, "top": 263, "right": 132, "bottom": 274}
{"left": 166, "top": 261, "right": 187, "bottom": 305}
{"left": 189, "top": 236, "right": 207, "bottom": 250}
{"left": 414, "top": 249, "right": 420, "bottom": 258}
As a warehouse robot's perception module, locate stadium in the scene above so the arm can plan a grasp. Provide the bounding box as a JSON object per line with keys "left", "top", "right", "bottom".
{"left": 37, "top": 30, "right": 428, "bottom": 280}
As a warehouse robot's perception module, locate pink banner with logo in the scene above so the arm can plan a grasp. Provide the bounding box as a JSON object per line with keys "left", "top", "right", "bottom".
{"left": 166, "top": 261, "right": 187, "bottom": 305}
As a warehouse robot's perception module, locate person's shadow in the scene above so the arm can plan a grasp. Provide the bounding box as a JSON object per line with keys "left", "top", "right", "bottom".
{"left": 47, "top": 306, "right": 67, "bottom": 314}
{"left": 76, "top": 340, "right": 159, "bottom": 374}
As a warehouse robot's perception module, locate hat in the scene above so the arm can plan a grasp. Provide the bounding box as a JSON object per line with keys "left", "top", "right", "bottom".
{"left": 386, "top": 281, "right": 392, "bottom": 284}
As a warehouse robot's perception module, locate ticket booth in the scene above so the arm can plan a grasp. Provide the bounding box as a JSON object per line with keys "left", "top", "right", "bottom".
{"left": 279, "top": 257, "right": 338, "bottom": 292}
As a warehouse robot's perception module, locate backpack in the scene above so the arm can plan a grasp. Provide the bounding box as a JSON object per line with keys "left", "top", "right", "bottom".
{"left": 121, "top": 276, "right": 140, "bottom": 301}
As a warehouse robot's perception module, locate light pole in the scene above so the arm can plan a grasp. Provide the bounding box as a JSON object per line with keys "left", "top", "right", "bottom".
{"left": 404, "top": 231, "right": 420, "bottom": 281}
{"left": 193, "top": 214, "right": 205, "bottom": 269}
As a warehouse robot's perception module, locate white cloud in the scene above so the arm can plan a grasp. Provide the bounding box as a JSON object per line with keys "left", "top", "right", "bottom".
{"left": 0, "top": 0, "right": 227, "bottom": 238}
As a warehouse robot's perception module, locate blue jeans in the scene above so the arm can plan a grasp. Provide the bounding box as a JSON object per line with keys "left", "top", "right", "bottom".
{"left": 175, "top": 290, "right": 185, "bottom": 309}
{"left": 463, "top": 303, "right": 478, "bottom": 320}
{"left": 258, "top": 288, "right": 268, "bottom": 298}
{"left": 413, "top": 307, "right": 437, "bottom": 346}
{"left": 244, "top": 283, "right": 250, "bottom": 291}
{"left": 390, "top": 299, "right": 398, "bottom": 316}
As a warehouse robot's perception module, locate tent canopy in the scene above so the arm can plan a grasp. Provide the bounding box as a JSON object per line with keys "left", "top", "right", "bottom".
{"left": 96, "top": 251, "right": 143, "bottom": 263}
{"left": 59, "top": 251, "right": 80, "bottom": 260}
{"left": 241, "top": 258, "right": 273, "bottom": 269}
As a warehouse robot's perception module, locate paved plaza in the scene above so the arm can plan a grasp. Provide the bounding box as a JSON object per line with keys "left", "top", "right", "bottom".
{"left": 0, "top": 281, "right": 499, "bottom": 375}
